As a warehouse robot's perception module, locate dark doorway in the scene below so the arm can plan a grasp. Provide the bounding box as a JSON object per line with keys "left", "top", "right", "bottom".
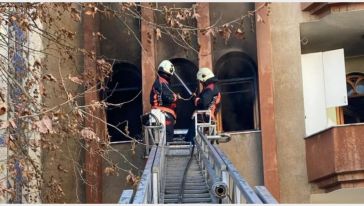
{"left": 215, "top": 52, "right": 258, "bottom": 132}
{"left": 169, "top": 58, "right": 199, "bottom": 129}
{"left": 102, "top": 62, "right": 142, "bottom": 142}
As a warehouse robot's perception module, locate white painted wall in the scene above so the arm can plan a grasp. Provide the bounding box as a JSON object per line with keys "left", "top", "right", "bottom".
{"left": 0, "top": 18, "right": 43, "bottom": 203}
{"left": 25, "top": 18, "right": 44, "bottom": 203}
{"left": 0, "top": 21, "right": 8, "bottom": 204}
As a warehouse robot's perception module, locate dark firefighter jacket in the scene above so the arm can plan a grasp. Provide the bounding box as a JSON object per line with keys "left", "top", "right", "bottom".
{"left": 150, "top": 74, "right": 177, "bottom": 119}
{"left": 194, "top": 77, "right": 221, "bottom": 120}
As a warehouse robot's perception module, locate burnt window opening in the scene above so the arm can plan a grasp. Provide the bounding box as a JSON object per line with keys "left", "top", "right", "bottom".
{"left": 102, "top": 62, "right": 142, "bottom": 142}
{"left": 343, "top": 72, "right": 364, "bottom": 124}
{"left": 215, "top": 52, "right": 258, "bottom": 132}
{"left": 169, "top": 58, "right": 199, "bottom": 129}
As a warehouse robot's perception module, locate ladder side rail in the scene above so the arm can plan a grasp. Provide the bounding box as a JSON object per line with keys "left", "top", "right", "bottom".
{"left": 118, "top": 189, "right": 133, "bottom": 204}
{"left": 194, "top": 141, "right": 221, "bottom": 185}
{"left": 221, "top": 170, "right": 230, "bottom": 203}
{"left": 195, "top": 130, "right": 231, "bottom": 202}
{"left": 196, "top": 129, "right": 226, "bottom": 172}
{"left": 144, "top": 125, "right": 163, "bottom": 156}
{"left": 194, "top": 141, "right": 220, "bottom": 203}
{"left": 151, "top": 131, "right": 167, "bottom": 204}
{"left": 132, "top": 146, "right": 158, "bottom": 204}
{"left": 255, "top": 186, "right": 278, "bottom": 204}
{"left": 213, "top": 145, "right": 263, "bottom": 204}
{"left": 152, "top": 146, "right": 162, "bottom": 204}
{"left": 153, "top": 124, "right": 167, "bottom": 203}
{"left": 195, "top": 130, "right": 223, "bottom": 180}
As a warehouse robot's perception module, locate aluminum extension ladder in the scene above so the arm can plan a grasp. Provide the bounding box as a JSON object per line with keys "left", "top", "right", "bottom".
{"left": 119, "top": 110, "right": 278, "bottom": 204}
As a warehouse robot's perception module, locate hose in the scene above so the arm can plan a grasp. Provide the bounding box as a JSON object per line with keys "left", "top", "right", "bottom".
{"left": 178, "top": 140, "right": 195, "bottom": 203}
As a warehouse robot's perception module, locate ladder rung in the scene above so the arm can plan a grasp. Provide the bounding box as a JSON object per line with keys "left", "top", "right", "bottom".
{"left": 165, "top": 185, "right": 208, "bottom": 190}
{"left": 165, "top": 189, "right": 209, "bottom": 194}
{"left": 164, "top": 193, "right": 211, "bottom": 199}
{"left": 163, "top": 197, "right": 212, "bottom": 203}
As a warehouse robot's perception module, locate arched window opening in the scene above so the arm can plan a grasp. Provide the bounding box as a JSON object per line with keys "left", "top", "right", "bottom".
{"left": 102, "top": 63, "right": 142, "bottom": 142}
{"left": 215, "top": 52, "right": 259, "bottom": 132}
{"left": 343, "top": 72, "right": 364, "bottom": 124}
{"left": 169, "top": 58, "right": 199, "bottom": 130}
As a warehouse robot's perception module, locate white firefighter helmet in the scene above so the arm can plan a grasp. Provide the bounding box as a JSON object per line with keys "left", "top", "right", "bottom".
{"left": 197, "top": 67, "right": 214, "bottom": 82}
{"left": 158, "top": 60, "right": 175, "bottom": 76}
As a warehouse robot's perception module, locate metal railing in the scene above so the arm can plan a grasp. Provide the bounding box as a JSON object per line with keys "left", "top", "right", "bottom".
{"left": 213, "top": 144, "right": 278, "bottom": 203}
{"left": 195, "top": 128, "right": 273, "bottom": 204}
{"left": 193, "top": 110, "right": 277, "bottom": 204}
{"left": 120, "top": 110, "right": 278, "bottom": 204}
{"left": 131, "top": 146, "right": 157, "bottom": 204}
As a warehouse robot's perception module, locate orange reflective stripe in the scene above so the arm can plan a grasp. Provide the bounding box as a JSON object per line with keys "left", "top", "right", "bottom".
{"left": 153, "top": 93, "right": 159, "bottom": 106}
{"left": 210, "top": 93, "right": 221, "bottom": 120}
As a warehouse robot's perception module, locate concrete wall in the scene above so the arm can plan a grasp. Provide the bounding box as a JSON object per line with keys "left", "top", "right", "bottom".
{"left": 345, "top": 56, "right": 364, "bottom": 74}
{"left": 41, "top": 5, "right": 85, "bottom": 203}
{"left": 155, "top": 3, "right": 198, "bottom": 66}
{"left": 198, "top": 2, "right": 263, "bottom": 193}
{"left": 210, "top": 3, "right": 257, "bottom": 65}
{"left": 98, "top": 3, "right": 146, "bottom": 203}
{"left": 99, "top": 3, "right": 141, "bottom": 67}
{"left": 269, "top": 3, "right": 312, "bottom": 203}
{"left": 218, "top": 131, "right": 263, "bottom": 186}
{"left": 102, "top": 143, "right": 146, "bottom": 203}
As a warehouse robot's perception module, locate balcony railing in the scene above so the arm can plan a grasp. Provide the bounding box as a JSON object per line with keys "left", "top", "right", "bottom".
{"left": 305, "top": 123, "right": 364, "bottom": 192}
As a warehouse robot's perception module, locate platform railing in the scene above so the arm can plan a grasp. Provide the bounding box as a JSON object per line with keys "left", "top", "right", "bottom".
{"left": 120, "top": 110, "right": 278, "bottom": 204}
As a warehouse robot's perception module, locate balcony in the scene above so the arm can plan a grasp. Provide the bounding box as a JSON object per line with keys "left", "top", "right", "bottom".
{"left": 301, "top": 3, "right": 364, "bottom": 18}
{"left": 305, "top": 123, "right": 364, "bottom": 192}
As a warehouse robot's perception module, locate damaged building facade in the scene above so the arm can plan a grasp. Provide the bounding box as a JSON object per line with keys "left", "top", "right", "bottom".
{"left": 1, "top": 2, "right": 364, "bottom": 204}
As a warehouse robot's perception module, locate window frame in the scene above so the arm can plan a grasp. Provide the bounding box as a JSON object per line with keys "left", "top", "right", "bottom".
{"left": 214, "top": 52, "right": 260, "bottom": 133}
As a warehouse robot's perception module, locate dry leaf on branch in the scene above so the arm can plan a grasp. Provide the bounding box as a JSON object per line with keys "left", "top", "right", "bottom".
{"left": 42, "top": 74, "right": 57, "bottom": 82}
{"left": 0, "top": 121, "right": 9, "bottom": 130}
{"left": 35, "top": 115, "right": 54, "bottom": 134}
{"left": 80, "top": 127, "right": 100, "bottom": 142}
{"left": 126, "top": 170, "right": 139, "bottom": 186}
{"left": 192, "top": 12, "right": 200, "bottom": 19}
{"left": 57, "top": 164, "right": 69, "bottom": 173}
{"left": 256, "top": 14, "right": 264, "bottom": 23}
{"left": 156, "top": 28, "right": 162, "bottom": 40}
{"left": 235, "top": 28, "right": 245, "bottom": 39}
{"left": 104, "top": 166, "right": 118, "bottom": 176}
{"left": 68, "top": 75, "right": 83, "bottom": 85}
{"left": 9, "top": 119, "right": 17, "bottom": 129}
{"left": 70, "top": 8, "right": 81, "bottom": 22}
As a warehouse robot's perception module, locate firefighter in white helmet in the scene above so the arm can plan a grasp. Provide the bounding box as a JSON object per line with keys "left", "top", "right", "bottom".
{"left": 150, "top": 60, "right": 179, "bottom": 142}
{"left": 186, "top": 67, "right": 221, "bottom": 143}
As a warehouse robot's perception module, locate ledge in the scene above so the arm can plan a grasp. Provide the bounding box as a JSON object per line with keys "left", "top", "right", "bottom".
{"left": 305, "top": 124, "right": 364, "bottom": 192}
{"left": 301, "top": 3, "right": 364, "bottom": 18}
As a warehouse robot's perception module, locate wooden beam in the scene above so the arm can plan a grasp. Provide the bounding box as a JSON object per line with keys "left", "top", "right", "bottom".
{"left": 141, "top": 3, "right": 156, "bottom": 113}
{"left": 255, "top": 3, "right": 281, "bottom": 201}
{"left": 83, "top": 9, "right": 104, "bottom": 203}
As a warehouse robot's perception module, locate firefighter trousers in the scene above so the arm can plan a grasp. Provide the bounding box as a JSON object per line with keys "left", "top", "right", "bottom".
{"left": 164, "top": 112, "right": 175, "bottom": 142}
